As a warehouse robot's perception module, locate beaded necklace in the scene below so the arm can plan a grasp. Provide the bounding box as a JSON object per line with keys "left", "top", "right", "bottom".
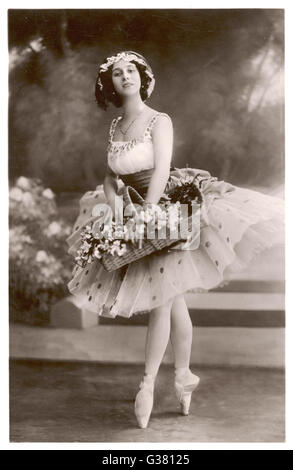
{"left": 118, "top": 107, "right": 146, "bottom": 136}
{"left": 107, "top": 113, "right": 161, "bottom": 158}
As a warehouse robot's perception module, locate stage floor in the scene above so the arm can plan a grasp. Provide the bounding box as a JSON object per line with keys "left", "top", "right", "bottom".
{"left": 9, "top": 360, "right": 285, "bottom": 443}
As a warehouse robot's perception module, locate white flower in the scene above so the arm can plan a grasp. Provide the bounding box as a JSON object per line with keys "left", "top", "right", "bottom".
{"left": 114, "top": 230, "right": 124, "bottom": 238}
{"left": 16, "top": 176, "right": 31, "bottom": 190}
{"left": 81, "top": 241, "right": 91, "bottom": 252}
{"left": 22, "top": 191, "right": 35, "bottom": 207}
{"left": 9, "top": 187, "right": 23, "bottom": 201}
{"left": 47, "top": 221, "right": 62, "bottom": 236}
{"left": 35, "top": 250, "right": 49, "bottom": 263}
{"left": 29, "top": 38, "right": 44, "bottom": 52}
{"left": 93, "top": 247, "right": 101, "bottom": 258}
{"left": 101, "top": 224, "right": 113, "bottom": 238}
{"left": 42, "top": 188, "right": 55, "bottom": 199}
{"left": 118, "top": 245, "right": 127, "bottom": 256}
{"left": 99, "top": 53, "right": 154, "bottom": 80}
{"left": 10, "top": 226, "right": 33, "bottom": 245}
{"left": 40, "top": 266, "right": 51, "bottom": 277}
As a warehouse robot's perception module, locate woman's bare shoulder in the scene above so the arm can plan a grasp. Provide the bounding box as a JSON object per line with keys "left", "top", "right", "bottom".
{"left": 150, "top": 112, "right": 173, "bottom": 142}
{"left": 144, "top": 108, "right": 173, "bottom": 131}
{"left": 146, "top": 105, "right": 172, "bottom": 120}
{"left": 153, "top": 112, "right": 173, "bottom": 130}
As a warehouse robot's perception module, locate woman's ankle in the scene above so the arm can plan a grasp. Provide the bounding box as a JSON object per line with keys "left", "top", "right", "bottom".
{"left": 175, "top": 366, "right": 190, "bottom": 375}
{"left": 174, "top": 366, "right": 195, "bottom": 382}
{"left": 143, "top": 372, "right": 156, "bottom": 382}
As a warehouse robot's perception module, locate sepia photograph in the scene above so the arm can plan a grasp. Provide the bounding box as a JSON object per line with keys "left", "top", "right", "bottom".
{"left": 7, "top": 7, "right": 286, "bottom": 445}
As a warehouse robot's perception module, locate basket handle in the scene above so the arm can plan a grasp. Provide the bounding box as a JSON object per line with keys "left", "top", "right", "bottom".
{"left": 123, "top": 185, "right": 145, "bottom": 218}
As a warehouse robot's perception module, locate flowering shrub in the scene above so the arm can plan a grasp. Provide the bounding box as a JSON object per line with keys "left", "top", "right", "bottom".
{"left": 9, "top": 176, "right": 73, "bottom": 325}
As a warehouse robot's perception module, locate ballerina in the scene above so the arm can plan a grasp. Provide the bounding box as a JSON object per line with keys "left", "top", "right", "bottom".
{"left": 66, "top": 50, "right": 284, "bottom": 429}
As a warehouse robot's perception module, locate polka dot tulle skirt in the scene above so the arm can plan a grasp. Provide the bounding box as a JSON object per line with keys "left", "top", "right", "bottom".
{"left": 66, "top": 167, "right": 284, "bottom": 318}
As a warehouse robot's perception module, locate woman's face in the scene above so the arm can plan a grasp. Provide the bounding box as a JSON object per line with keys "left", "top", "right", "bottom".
{"left": 111, "top": 60, "right": 141, "bottom": 98}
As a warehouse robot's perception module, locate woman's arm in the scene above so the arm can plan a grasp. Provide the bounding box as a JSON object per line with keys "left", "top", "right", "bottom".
{"left": 103, "top": 164, "right": 119, "bottom": 213}
{"left": 144, "top": 114, "right": 173, "bottom": 205}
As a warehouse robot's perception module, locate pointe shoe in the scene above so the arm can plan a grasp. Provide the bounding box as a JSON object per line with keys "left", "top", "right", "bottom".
{"left": 134, "top": 374, "right": 155, "bottom": 429}
{"left": 174, "top": 368, "right": 200, "bottom": 416}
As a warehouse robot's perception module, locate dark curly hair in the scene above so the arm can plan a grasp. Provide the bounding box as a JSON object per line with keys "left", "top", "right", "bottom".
{"left": 95, "top": 52, "right": 154, "bottom": 111}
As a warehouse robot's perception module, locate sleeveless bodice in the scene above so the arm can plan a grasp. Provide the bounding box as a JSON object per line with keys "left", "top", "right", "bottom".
{"left": 106, "top": 111, "right": 214, "bottom": 198}
{"left": 107, "top": 112, "right": 171, "bottom": 176}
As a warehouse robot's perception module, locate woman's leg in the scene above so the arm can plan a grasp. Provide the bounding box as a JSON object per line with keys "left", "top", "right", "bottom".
{"left": 144, "top": 298, "right": 173, "bottom": 377}
{"left": 170, "top": 295, "right": 199, "bottom": 416}
{"left": 135, "top": 299, "right": 173, "bottom": 428}
{"left": 170, "top": 294, "right": 193, "bottom": 368}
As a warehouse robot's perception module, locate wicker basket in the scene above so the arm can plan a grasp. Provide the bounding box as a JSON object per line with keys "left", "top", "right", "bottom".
{"left": 100, "top": 185, "right": 199, "bottom": 272}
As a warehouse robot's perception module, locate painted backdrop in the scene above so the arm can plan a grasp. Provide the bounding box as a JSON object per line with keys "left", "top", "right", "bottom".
{"left": 9, "top": 9, "right": 284, "bottom": 193}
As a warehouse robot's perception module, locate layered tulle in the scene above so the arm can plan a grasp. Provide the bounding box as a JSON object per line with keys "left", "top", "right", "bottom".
{"left": 66, "top": 167, "right": 284, "bottom": 318}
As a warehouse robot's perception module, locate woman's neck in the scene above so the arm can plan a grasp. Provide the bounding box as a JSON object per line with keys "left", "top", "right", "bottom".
{"left": 121, "top": 95, "right": 147, "bottom": 119}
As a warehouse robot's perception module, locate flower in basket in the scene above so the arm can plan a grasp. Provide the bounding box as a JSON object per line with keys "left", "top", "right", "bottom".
{"left": 75, "top": 205, "right": 171, "bottom": 268}
{"left": 75, "top": 220, "right": 129, "bottom": 267}
{"left": 167, "top": 174, "right": 203, "bottom": 205}
{"left": 75, "top": 180, "right": 204, "bottom": 270}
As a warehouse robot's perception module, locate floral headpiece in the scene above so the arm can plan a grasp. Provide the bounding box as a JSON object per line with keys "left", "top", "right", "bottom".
{"left": 97, "top": 51, "right": 155, "bottom": 98}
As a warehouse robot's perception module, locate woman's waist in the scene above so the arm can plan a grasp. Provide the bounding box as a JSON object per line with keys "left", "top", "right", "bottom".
{"left": 119, "top": 167, "right": 177, "bottom": 197}
{"left": 118, "top": 166, "right": 214, "bottom": 197}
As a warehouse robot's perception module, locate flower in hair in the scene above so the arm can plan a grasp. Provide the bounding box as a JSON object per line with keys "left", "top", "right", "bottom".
{"left": 99, "top": 52, "right": 153, "bottom": 75}
{"left": 97, "top": 51, "right": 155, "bottom": 98}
